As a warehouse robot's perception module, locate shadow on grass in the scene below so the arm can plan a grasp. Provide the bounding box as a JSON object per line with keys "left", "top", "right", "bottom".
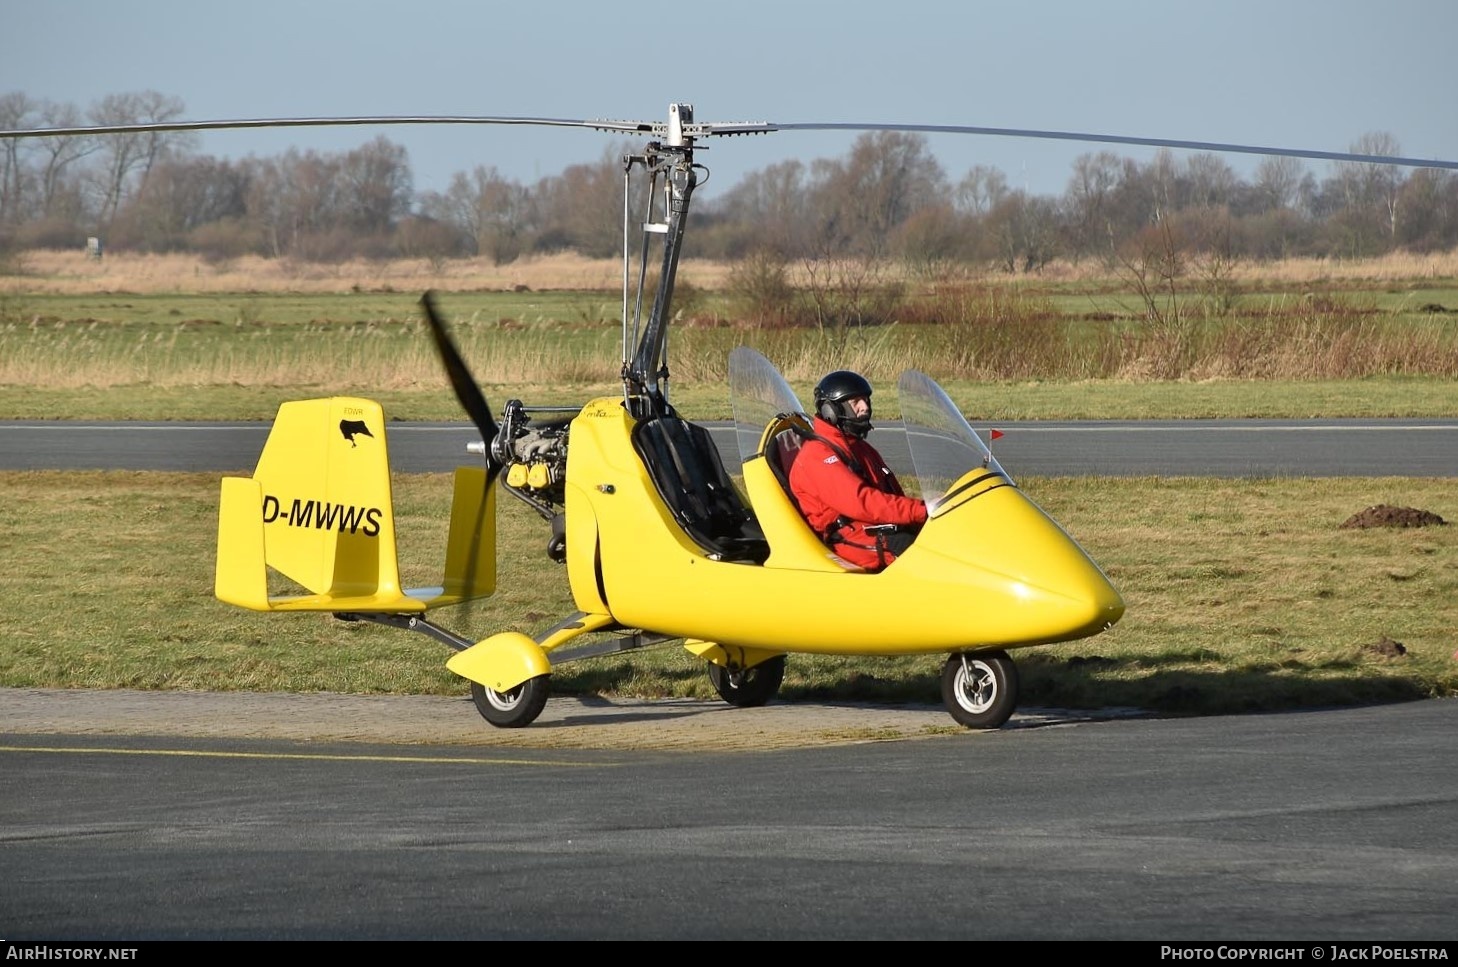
{"left": 552, "top": 651, "right": 1442, "bottom": 718}
{"left": 1015, "top": 654, "right": 1436, "bottom": 717}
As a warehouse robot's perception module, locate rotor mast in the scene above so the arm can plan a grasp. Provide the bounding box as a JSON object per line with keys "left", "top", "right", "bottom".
{"left": 621, "top": 103, "right": 699, "bottom": 419}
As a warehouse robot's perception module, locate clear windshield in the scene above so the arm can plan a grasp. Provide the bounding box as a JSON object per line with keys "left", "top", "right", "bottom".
{"left": 897, "top": 369, "right": 1011, "bottom": 514}
{"left": 727, "top": 350, "right": 1002, "bottom": 509}
{"left": 727, "top": 346, "right": 808, "bottom": 465}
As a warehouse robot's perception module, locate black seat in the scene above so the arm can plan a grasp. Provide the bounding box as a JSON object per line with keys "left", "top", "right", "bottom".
{"left": 633, "top": 413, "right": 769, "bottom": 564}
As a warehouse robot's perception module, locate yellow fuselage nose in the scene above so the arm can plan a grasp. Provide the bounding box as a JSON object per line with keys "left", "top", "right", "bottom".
{"left": 889, "top": 479, "right": 1127, "bottom": 649}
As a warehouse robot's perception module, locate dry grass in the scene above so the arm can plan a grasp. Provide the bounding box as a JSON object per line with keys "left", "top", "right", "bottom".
{"left": 1021, "top": 249, "right": 1458, "bottom": 285}
{"left": 1, "top": 249, "right": 737, "bottom": 295}
{"left": 9, "top": 247, "right": 1458, "bottom": 296}
{"left": 1222, "top": 249, "right": 1458, "bottom": 284}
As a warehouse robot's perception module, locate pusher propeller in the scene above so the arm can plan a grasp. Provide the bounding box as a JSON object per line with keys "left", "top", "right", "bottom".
{"left": 420, "top": 290, "right": 503, "bottom": 477}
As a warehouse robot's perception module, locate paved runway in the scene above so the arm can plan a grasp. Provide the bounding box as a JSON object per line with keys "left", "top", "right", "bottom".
{"left": 4, "top": 418, "right": 1456, "bottom": 475}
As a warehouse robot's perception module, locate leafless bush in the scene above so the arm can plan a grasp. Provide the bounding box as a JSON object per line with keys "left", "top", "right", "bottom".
{"left": 188, "top": 219, "right": 262, "bottom": 263}
{"left": 801, "top": 254, "right": 906, "bottom": 336}
{"left": 1191, "top": 244, "right": 1242, "bottom": 319}
{"left": 0, "top": 245, "right": 31, "bottom": 278}
{"left": 12, "top": 217, "right": 85, "bottom": 251}
{"left": 724, "top": 249, "right": 799, "bottom": 328}
{"left": 1111, "top": 218, "right": 1199, "bottom": 378}
{"left": 394, "top": 215, "right": 465, "bottom": 271}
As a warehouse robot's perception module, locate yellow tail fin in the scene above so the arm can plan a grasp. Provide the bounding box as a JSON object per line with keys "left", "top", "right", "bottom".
{"left": 214, "top": 397, "right": 495, "bottom": 612}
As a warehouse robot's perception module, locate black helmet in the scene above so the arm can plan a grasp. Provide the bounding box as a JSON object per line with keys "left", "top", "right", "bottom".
{"left": 813, "top": 370, "right": 874, "bottom": 437}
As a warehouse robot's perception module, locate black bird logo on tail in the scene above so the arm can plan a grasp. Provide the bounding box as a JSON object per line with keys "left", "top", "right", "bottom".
{"left": 339, "top": 419, "right": 374, "bottom": 447}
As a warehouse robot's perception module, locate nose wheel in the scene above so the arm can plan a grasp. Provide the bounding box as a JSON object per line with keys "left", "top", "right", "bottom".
{"left": 471, "top": 676, "right": 551, "bottom": 728}
{"left": 941, "top": 651, "right": 1018, "bottom": 729}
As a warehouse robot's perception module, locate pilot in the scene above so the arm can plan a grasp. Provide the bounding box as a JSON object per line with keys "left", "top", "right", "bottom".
{"left": 788, "top": 370, "right": 927, "bottom": 571}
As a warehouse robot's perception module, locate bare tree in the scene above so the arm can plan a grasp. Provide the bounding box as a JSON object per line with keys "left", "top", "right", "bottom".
{"left": 1393, "top": 169, "right": 1458, "bottom": 251}
{"left": 1357, "top": 131, "right": 1403, "bottom": 240}
{"left": 34, "top": 100, "right": 99, "bottom": 220}
{"left": 0, "top": 91, "right": 38, "bottom": 226}
{"left": 1146, "top": 149, "right": 1179, "bottom": 221}
{"left": 1183, "top": 152, "right": 1238, "bottom": 209}
{"left": 892, "top": 201, "right": 978, "bottom": 272}
{"left": 1253, "top": 155, "right": 1307, "bottom": 212}
{"left": 987, "top": 191, "right": 1062, "bottom": 273}
{"left": 240, "top": 156, "right": 287, "bottom": 257}
{"left": 807, "top": 131, "right": 946, "bottom": 256}
{"left": 954, "top": 164, "right": 1009, "bottom": 216}
{"left": 87, "top": 91, "right": 192, "bottom": 227}
{"left": 1328, "top": 132, "right": 1403, "bottom": 249}
{"left": 123, "top": 155, "right": 249, "bottom": 250}
{"left": 394, "top": 213, "right": 462, "bottom": 268}
{"left": 338, "top": 136, "right": 412, "bottom": 234}
{"left": 1096, "top": 157, "right": 1161, "bottom": 248}
{"left": 1064, "top": 151, "right": 1122, "bottom": 260}
{"left": 534, "top": 144, "right": 635, "bottom": 258}
{"left": 708, "top": 158, "right": 811, "bottom": 256}
{"left": 422, "top": 164, "right": 531, "bottom": 264}
{"left": 242, "top": 149, "right": 346, "bottom": 258}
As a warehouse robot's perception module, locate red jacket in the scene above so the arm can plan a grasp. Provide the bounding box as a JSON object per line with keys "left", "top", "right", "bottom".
{"left": 787, "top": 417, "right": 928, "bottom": 570}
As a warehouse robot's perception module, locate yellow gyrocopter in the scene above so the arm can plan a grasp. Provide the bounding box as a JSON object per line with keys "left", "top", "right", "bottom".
{"left": 210, "top": 104, "right": 1127, "bottom": 729}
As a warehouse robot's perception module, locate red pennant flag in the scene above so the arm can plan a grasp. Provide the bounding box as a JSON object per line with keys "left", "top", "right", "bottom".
{"left": 990, "top": 429, "right": 1004, "bottom": 440}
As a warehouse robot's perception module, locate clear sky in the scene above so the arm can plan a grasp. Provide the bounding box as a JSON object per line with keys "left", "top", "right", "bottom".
{"left": 4, "top": 0, "right": 1455, "bottom": 201}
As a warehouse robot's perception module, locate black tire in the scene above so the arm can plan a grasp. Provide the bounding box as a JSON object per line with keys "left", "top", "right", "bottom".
{"left": 470, "top": 675, "right": 550, "bottom": 728}
{"left": 940, "top": 651, "right": 1018, "bottom": 729}
{"left": 707, "top": 654, "right": 786, "bottom": 708}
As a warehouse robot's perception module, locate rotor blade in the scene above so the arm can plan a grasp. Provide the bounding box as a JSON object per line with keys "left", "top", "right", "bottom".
{"left": 0, "top": 114, "right": 661, "bottom": 140}
{"left": 419, "top": 291, "right": 501, "bottom": 469}
{"left": 3, "top": 106, "right": 1453, "bottom": 172}
{"left": 762, "top": 121, "right": 1458, "bottom": 172}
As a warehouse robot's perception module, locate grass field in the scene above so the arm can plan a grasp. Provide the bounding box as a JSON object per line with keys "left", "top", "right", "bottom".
{"left": 4, "top": 248, "right": 1458, "bottom": 422}
{"left": 0, "top": 472, "right": 1453, "bottom": 716}
{"left": 1, "top": 248, "right": 1454, "bottom": 719}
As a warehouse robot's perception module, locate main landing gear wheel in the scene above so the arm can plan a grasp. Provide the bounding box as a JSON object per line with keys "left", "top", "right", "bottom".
{"left": 708, "top": 654, "right": 786, "bottom": 708}
{"left": 470, "top": 675, "right": 550, "bottom": 728}
{"left": 941, "top": 651, "right": 1019, "bottom": 729}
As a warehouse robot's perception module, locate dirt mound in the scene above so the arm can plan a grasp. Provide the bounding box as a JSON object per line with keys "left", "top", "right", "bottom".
{"left": 1365, "top": 635, "right": 1408, "bottom": 658}
{"left": 1339, "top": 504, "right": 1448, "bottom": 529}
